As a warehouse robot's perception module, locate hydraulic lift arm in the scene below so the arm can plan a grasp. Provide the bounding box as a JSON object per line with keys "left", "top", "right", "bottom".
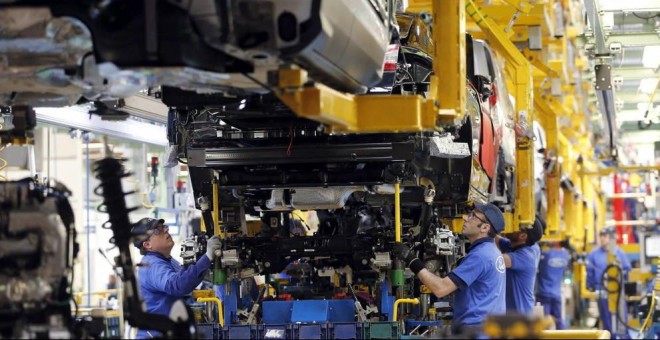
{"left": 465, "top": 0, "right": 535, "bottom": 231}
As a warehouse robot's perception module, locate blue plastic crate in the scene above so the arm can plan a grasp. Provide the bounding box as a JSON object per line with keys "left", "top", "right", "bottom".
{"left": 222, "top": 325, "right": 260, "bottom": 339}
{"left": 328, "top": 322, "right": 363, "bottom": 340}
{"left": 363, "top": 322, "right": 400, "bottom": 339}
{"left": 292, "top": 323, "right": 326, "bottom": 339}
{"left": 261, "top": 324, "right": 292, "bottom": 339}
{"left": 197, "top": 323, "right": 218, "bottom": 339}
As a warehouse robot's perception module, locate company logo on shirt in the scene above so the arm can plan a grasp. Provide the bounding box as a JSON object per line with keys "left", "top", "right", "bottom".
{"left": 548, "top": 258, "right": 568, "bottom": 268}
{"left": 496, "top": 256, "right": 506, "bottom": 273}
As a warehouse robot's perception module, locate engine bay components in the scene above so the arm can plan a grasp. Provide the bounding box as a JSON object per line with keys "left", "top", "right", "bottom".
{"left": 0, "top": 179, "right": 77, "bottom": 338}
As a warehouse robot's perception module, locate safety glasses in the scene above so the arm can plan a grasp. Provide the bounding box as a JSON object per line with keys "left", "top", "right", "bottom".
{"left": 148, "top": 225, "right": 169, "bottom": 237}
{"left": 468, "top": 211, "right": 489, "bottom": 225}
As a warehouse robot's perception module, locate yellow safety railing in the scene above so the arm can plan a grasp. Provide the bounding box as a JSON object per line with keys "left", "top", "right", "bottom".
{"left": 392, "top": 298, "right": 420, "bottom": 322}
{"left": 539, "top": 330, "right": 611, "bottom": 339}
{"left": 197, "top": 297, "right": 224, "bottom": 327}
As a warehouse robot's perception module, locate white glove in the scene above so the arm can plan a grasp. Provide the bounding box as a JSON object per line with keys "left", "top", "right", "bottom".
{"left": 205, "top": 235, "right": 222, "bottom": 260}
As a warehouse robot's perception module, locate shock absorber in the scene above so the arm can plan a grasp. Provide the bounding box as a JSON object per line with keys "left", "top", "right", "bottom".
{"left": 94, "top": 157, "right": 194, "bottom": 338}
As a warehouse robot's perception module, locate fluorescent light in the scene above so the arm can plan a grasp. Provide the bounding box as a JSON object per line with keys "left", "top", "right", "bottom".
{"left": 642, "top": 45, "right": 660, "bottom": 69}
{"left": 637, "top": 102, "right": 653, "bottom": 112}
{"left": 639, "top": 77, "right": 659, "bottom": 94}
{"left": 35, "top": 106, "right": 168, "bottom": 146}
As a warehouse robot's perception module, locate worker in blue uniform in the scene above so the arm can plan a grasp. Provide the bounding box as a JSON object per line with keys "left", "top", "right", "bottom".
{"left": 495, "top": 216, "right": 543, "bottom": 313}
{"left": 131, "top": 218, "right": 221, "bottom": 339}
{"left": 536, "top": 241, "right": 571, "bottom": 329}
{"left": 586, "top": 228, "right": 632, "bottom": 338}
{"left": 394, "top": 203, "right": 506, "bottom": 334}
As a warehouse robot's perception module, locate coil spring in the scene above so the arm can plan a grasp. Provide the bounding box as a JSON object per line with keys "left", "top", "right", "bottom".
{"left": 94, "top": 158, "right": 138, "bottom": 245}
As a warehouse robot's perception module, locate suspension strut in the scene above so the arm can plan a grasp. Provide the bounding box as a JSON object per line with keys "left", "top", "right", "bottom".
{"left": 94, "top": 157, "right": 195, "bottom": 338}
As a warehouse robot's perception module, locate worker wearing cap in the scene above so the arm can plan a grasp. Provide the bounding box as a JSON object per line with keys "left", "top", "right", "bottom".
{"left": 393, "top": 203, "right": 506, "bottom": 334}
{"left": 132, "top": 217, "right": 221, "bottom": 339}
{"left": 495, "top": 216, "right": 543, "bottom": 313}
{"left": 586, "top": 228, "right": 631, "bottom": 336}
{"left": 536, "top": 241, "right": 571, "bottom": 329}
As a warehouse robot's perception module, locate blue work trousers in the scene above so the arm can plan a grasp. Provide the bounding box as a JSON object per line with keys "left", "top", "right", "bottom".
{"left": 537, "top": 296, "right": 565, "bottom": 330}
{"left": 597, "top": 294, "right": 630, "bottom": 339}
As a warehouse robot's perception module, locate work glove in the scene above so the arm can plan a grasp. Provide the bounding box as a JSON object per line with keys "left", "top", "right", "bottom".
{"left": 205, "top": 235, "right": 222, "bottom": 261}
{"left": 393, "top": 243, "right": 425, "bottom": 275}
{"left": 392, "top": 243, "right": 417, "bottom": 265}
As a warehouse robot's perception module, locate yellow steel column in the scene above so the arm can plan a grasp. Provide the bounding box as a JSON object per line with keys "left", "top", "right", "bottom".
{"left": 574, "top": 173, "right": 584, "bottom": 247}
{"left": 594, "top": 188, "right": 606, "bottom": 243}
{"left": 434, "top": 0, "right": 466, "bottom": 123}
{"left": 395, "top": 181, "right": 401, "bottom": 243}
{"left": 212, "top": 178, "right": 222, "bottom": 236}
{"left": 583, "top": 179, "right": 595, "bottom": 244}
{"left": 466, "top": 0, "right": 535, "bottom": 231}
{"left": 535, "top": 95, "right": 560, "bottom": 237}
{"left": 559, "top": 132, "right": 578, "bottom": 238}
{"left": 563, "top": 187, "right": 574, "bottom": 238}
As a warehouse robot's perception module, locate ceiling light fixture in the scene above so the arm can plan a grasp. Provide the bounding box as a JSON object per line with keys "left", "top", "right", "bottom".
{"left": 642, "top": 45, "right": 660, "bottom": 69}
{"left": 638, "top": 77, "right": 659, "bottom": 94}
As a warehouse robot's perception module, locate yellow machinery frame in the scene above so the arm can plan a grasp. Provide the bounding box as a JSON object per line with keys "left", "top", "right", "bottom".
{"left": 276, "top": 0, "right": 467, "bottom": 134}
{"left": 276, "top": 0, "right": 540, "bottom": 233}
{"left": 274, "top": 0, "right": 613, "bottom": 241}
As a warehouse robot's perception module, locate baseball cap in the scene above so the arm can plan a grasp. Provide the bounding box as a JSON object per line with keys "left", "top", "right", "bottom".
{"left": 525, "top": 216, "right": 545, "bottom": 244}
{"left": 474, "top": 203, "right": 505, "bottom": 234}
{"left": 131, "top": 218, "right": 165, "bottom": 248}
{"left": 599, "top": 227, "right": 615, "bottom": 235}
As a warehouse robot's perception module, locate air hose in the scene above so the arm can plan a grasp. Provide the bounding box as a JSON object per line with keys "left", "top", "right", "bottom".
{"left": 600, "top": 264, "right": 640, "bottom": 333}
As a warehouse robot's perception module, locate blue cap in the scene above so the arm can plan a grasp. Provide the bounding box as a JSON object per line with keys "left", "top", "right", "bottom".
{"left": 526, "top": 216, "right": 545, "bottom": 244}
{"left": 474, "top": 203, "right": 505, "bottom": 234}
{"left": 131, "top": 218, "right": 165, "bottom": 248}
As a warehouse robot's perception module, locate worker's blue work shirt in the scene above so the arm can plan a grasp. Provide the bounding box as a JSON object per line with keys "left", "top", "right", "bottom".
{"left": 536, "top": 248, "right": 571, "bottom": 299}
{"left": 447, "top": 237, "right": 506, "bottom": 332}
{"left": 586, "top": 246, "right": 631, "bottom": 290}
{"left": 499, "top": 238, "right": 541, "bottom": 313}
{"left": 136, "top": 252, "right": 211, "bottom": 338}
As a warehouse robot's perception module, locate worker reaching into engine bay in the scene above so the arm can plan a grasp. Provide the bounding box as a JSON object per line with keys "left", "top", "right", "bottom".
{"left": 131, "top": 218, "right": 222, "bottom": 339}
{"left": 393, "top": 203, "right": 506, "bottom": 334}
{"left": 495, "top": 216, "right": 544, "bottom": 313}
{"left": 586, "top": 227, "right": 632, "bottom": 337}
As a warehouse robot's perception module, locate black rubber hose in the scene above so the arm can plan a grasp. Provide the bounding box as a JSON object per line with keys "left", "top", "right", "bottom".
{"left": 600, "top": 264, "right": 640, "bottom": 333}
{"left": 417, "top": 202, "right": 433, "bottom": 242}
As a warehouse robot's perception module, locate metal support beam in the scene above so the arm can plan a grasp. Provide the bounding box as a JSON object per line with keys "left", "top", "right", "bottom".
{"left": 435, "top": 0, "right": 467, "bottom": 121}
{"left": 606, "top": 192, "right": 660, "bottom": 199}
{"left": 584, "top": 0, "right": 619, "bottom": 160}
{"left": 605, "top": 220, "right": 658, "bottom": 226}
{"left": 584, "top": 0, "right": 609, "bottom": 55}
{"left": 578, "top": 33, "right": 660, "bottom": 49}
{"left": 502, "top": 0, "right": 534, "bottom": 14}
{"left": 524, "top": 49, "right": 559, "bottom": 78}
{"left": 535, "top": 93, "right": 560, "bottom": 237}
{"left": 580, "top": 165, "right": 660, "bottom": 176}
{"left": 597, "top": 67, "right": 660, "bottom": 80}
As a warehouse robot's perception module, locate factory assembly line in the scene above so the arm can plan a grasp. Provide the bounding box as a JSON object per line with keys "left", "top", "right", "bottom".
{"left": 0, "top": 0, "right": 659, "bottom": 339}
